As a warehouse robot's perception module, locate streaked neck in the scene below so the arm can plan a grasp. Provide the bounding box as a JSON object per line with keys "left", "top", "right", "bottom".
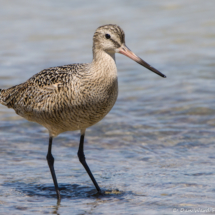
{"left": 90, "top": 49, "right": 117, "bottom": 79}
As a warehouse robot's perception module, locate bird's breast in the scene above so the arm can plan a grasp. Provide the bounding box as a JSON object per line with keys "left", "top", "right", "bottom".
{"left": 74, "top": 76, "right": 118, "bottom": 125}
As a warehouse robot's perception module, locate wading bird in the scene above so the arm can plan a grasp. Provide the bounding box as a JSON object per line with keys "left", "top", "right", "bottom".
{"left": 0, "top": 24, "right": 166, "bottom": 200}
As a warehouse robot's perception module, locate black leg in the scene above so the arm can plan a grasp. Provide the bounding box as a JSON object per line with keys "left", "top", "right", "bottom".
{"left": 46, "top": 136, "right": 61, "bottom": 200}
{"left": 77, "top": 132, "right": 101, "bottom": 193}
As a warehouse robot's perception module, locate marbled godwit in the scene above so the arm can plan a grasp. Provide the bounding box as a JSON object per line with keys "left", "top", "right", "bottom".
{"left": 0, "top": 24, "right": 166, "bottom": 200}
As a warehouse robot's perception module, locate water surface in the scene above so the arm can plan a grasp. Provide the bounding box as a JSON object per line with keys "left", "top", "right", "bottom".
{"left": 0, "top": 0, "right": 215, "bottom": 214}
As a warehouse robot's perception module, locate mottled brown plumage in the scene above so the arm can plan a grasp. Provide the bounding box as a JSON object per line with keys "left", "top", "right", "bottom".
{"left": 0, "top": 24, "right": 165, "bottom": 200}
{"left": 0, "top": 62, "right": 117, "bottom": 137}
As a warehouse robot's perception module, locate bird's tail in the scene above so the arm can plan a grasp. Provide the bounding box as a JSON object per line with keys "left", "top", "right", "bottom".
{"left": 0, "top": 88, "right": 6, "bottom": 106}
{"left": 0, "top": 86, "right": 19, "bottom": 108}
{"left": 0, "top": 88, "right": 2, "bottom": 102}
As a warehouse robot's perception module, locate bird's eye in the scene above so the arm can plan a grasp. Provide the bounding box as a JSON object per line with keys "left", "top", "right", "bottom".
{"left": 105, "top": 34, "right": 111, "bottom": 39}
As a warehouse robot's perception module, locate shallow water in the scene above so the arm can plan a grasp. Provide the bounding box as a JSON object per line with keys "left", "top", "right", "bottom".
{"left": 0, "top": 0, "right": 215, "bottom": 214}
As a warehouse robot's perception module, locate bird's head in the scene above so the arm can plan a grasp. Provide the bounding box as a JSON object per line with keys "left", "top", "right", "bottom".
{"left": 93, "top": 24, "right": 166, "bottom": 78}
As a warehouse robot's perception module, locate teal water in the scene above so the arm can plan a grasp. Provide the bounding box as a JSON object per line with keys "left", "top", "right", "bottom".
{"left": 0, "top": 0, "right": 215, "bottom": 214}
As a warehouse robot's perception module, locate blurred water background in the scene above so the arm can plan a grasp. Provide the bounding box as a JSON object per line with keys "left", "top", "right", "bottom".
{"left": 0, "top": 0, "right": 215, "bottom": 214}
